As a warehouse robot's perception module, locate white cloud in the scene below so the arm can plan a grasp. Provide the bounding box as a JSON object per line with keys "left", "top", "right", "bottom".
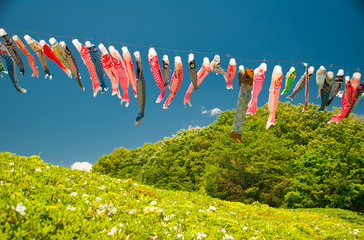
{"left": 188, "top": 125, "right": 202, "bottom": 129}
{"left": 71, "top": 162, "right": 93, "bottom": 172}
{"left": 201, "top": 107, "right": 222, "bottom": 116}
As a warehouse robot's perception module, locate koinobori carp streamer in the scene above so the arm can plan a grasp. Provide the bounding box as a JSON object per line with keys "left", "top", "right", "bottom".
{"left": 210, "top": 55, "right": 228, "bottom": 86}
{"left": 98, "top": 44, "right": 120, "bottom": 99}
{"left": 327, "top": 69, "right": 344, "bottom": 106}
{"left": 316, "top": 66, "right": 327, "bottom": 98}
{"left": 0, "top": 42, "right": 26, "bottom": 93}
{"left": 109, "top": 46, "right": 129, "bottom": 106}
{"left": 188, "top": 53, "right": 199, "bottom": 91}
{"left": 86, "top": 41, "right": 107, "bottom": 93}
{"left": 230, "top": 66, "right": 253, "bottom": 142}
{"left": 59, "top": 41, "right": 84, "bottom": 90}
{"left": 162, "top": 55, "right": 170, "bottom": 88}
{"left": 317, "top": 71, "right": 334, "bottom": 112}
{"left": 12, "top": 35, "right": 39, "bottom": 78}
{"left": 72, "top": 39, "right": 102, "bottom": 97}
{"left": 0, "top": 29, "right": 25, "bottom": 76}
{"left": 164, "top": 56, "right": 183, "bottom": 109}
{"left": 122, "top": 46, "right": 137, "bottom": 98}
{"left": 281, "top": 67, "right": 296, "bottom": 95}
{"left": 226, "top": 58, "right": 236, "bottom": 89}
{"left": 24, "top": 35, "right": 51, "bottom": 79}
{"left": 134, "top": 51, "right": 146, "bottom": 126}
{"left": 148, "top": 48, "right": 165, "bottom": 103}
{"left": 266, "top": 65, "right": 283, "bottom": 129}
{"left": 246, "top": 63, "right": 267, "bottom": 115}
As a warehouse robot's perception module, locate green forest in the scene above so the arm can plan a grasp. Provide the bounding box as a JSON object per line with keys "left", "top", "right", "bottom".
{"left": 93, "top": 102, "right": 364, "bottom": 212}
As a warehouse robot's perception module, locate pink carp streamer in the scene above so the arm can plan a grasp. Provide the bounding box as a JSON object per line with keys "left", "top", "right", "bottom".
{"left": 122, "top": 46, "right": 137, "bottom": 98}
{"left": 184, "top": 57, "right": 211, "bottom": 107}
{"left": 98, "top": 44, "right": 121, "bottom": 99}
{"left": 39, "top": 40, "right": 71, "bottom": 78}
{"left": 266, "top": 65, "right": 283, "bottom": 129}
{"left": 12, "top": 35, "right": 39, "bottom": 78}
{"left": 247, "top": 63, "right": 267, "bottom": 115}
{"left": 226, "top": 58, "right": 236, "bottom": 89}
{"left": 148, "top": 48, "right": 165, "bottom": 103}
{"left": 164, "top": 56, "right": 183, "bottom": 109}
{"left": 109, "top": 46, "right": 129, "bottom": 107}
{"left": 72, "top": 39, "right": 102, "bottom": 97}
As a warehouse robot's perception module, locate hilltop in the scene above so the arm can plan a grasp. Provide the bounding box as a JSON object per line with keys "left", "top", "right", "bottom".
{"left": 93, "top": 102, "right": 364, "bottom": 212}
{"left": 0, "top": 152, "right": 362, "bottom": 239}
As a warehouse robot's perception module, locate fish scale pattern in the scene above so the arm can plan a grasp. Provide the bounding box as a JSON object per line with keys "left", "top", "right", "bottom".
{"left": 327, "top": 75, "right": 344, "bottom": 106}
{"left": 79, "top": 45, "right": 102, "bottom": 96}
{"left": 232, "top": 68, "right": 254, "bottom": 138}
{"left": 63, "top": 44, "right": 83, "bottom": 89}
{"left": 135, "top": 54, "right": 146, "bottom": 125}
{"left": 102, "top": 54, "right": 120, "bottom": 98}
{"left": 247, "top": 69, "right": 266, "bottom": 115}
{"left": 189, "top": 59, "right": 198, "bottom": 90}
{"left": 1, "top": 34, "right": 25, "bottom": 76}
{"left": 149, "top": 55, "right": 165, "bottom": 103}
{"left": 317, "top": 79, "right": 333, "bottom": 112}
{"left": 0, "top": 44, "right": 26, "bottom": 93}
{"left": 109, "top": 51, "right": 129, "bottom": 107}
{"left": 27, "top": 41, "right": 51, "bottom": 78}
{"left": 281, "top": 70, "right": 296, "bottom": 95}
{"left": 88, "top": 46, "right": 107, "bottom": 92}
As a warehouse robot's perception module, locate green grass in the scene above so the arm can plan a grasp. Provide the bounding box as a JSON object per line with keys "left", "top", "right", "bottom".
{"left": 0, "top": 152, "right": 362, "bottom": 239}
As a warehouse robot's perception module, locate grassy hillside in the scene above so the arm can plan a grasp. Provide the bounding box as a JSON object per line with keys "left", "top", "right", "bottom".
{"left": 0, "top": 153, "right": 363, "bottom": 239}
{"left": 93, "top": 102, "right": 364, "bottom": 212}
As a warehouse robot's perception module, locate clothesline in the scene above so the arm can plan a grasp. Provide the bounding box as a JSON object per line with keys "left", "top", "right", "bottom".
{"left": 6, "top": 28, "right": 362, "bottom": 74}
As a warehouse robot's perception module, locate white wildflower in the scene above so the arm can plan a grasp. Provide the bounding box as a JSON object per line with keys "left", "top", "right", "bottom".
{"left": 208, "top": 206, "right": 216, "bottom": 212}
{"left": 98, "top": 185, "right": 105, "bottom": 190}
{"left": 222, "top": 228, "right": 226, "bottom": 233}
{"left": 150, "top": 201, "right": 157, "bottom": 205}
{"left": 35, "top": 168, "right": 41, "bottom": 172}
{"left": 13, "top": 203, "right": 26, "bottom": 216}
{"left": 223, "top": 234, "right": 234, "bottom": 240}
{"left": 119, "top": 223, "right": 123, "bottom": 228}
{"left": 177, "top": 233, "right": 184, "bottom": 238}
{"left": 128, "top": 209, "right": 136, "bottom": 214}
{"left": 0, "top": 180, "right": 3, "bottom": 185}
{"left": 10, "top": 169, "right": 14, "bottom": 172}
{"left": 95, "top": 197, "right": 102, "bottom": 201}
{"left": 83, "top": 181, "right": 87, "bottom": 185}
{"left": 196, "top": 232, "right": 206, "bottom": 239}
{"left": 107, "top": 227, "right": 118, "bottom": 235}
{"left": 163, "top": 216, "right": 169, "bottom": 222}
{"left": 46, "top": 166, "right": 50, "bottom": 170}
{"left": 82, "top": 194, "right": 89, "bottom": 197}
{"left": 109, "top": 207, "right": 117, "bottom": 215}
{"left": 315, "top": 227, "right": 319, "bottom": 231}
{"left": 66, "top": 205, "right": 76, "bottom": 211}
{"left": 243, "top": 226, "right": 248, "bottom": 230}
{"left": 69, "top": 192, "right": 77, "bottom": 196}
{"left": 9, "top": 162, "right": 14, "bottom": 165}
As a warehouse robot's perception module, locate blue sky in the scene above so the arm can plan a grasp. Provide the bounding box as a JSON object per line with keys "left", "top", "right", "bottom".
{"left": 0, "top": 0, "right": 363, "bottom": 167}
